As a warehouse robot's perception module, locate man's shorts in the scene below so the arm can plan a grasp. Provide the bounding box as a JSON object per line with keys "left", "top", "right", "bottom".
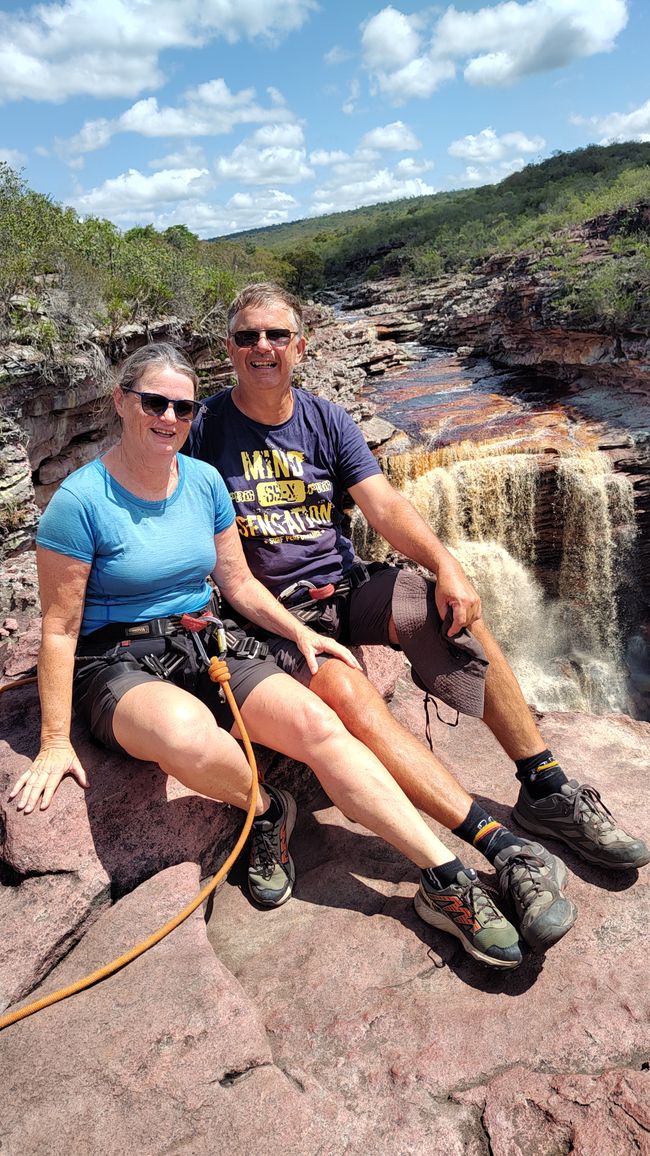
{"left": 73, "top": 621, "right": 282, "bottom": 754}
{"left": 225, "top": 562, "right": 488, "bottom": 719}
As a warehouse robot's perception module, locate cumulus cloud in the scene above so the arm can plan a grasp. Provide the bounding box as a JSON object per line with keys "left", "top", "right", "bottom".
{"left": 361, "top": 0, "right": 628, "bottom": 103}
{"left": 342, "top": 78, "right": 361, "bottom": 115}
{"left": 458, "top": 158, "right": 535, "bottom": 184}
{"left": 0, "top": 0, "right": 318, "bottom": 104}
{"left": 311, "top": 168, "right": 434, "bottom": 215}
{"left": 72, "top": 167, "right": 213, "bottom": 219}
{"left": 56, "top": 79, "right": 298, "bottom": 162}
{"left": 215, "top": 125, "right": 313, "bottom": 185}
{"left": 324, "top": 46, "right": 353, "bottom": 66}
{"left": 571, "top": 99, "right": 650, "bottom": 143}
{"left": 310, "top": 149, "right": 349, "bottom": 165}
{"left": 148, "top": 189, "right": 300, "bottom": 236}
{"left": 148, "top": 145, "right": 208, "bottom": 170}
{"left": 448, "top": 127, "right": 545, "bottom": 162}
{"left": 0, "top": 147, "right": 28, "bottom": 168}
{"left": 360, "top": 121, "right": 421, "bottom": 151}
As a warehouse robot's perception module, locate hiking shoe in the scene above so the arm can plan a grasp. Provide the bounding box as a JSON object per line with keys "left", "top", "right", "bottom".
{"left": 494, "top": 842, "right": 577, "bottom": 952}
{"left": 248, "top": 785, "right": 297, "bottom": 907}
{"left": 513, "top": 780, "right": 650, "bottom": 871}
{"left": 414, "top": 867, "right": 522, "bottom": 969}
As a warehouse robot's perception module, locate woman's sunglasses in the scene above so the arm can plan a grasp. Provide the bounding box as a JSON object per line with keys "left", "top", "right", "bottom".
{"left": 231, "top": 328, "right": 298, "bottom": 348}
{"left": 120, "top": 386, "right": 203, "bottom": 421}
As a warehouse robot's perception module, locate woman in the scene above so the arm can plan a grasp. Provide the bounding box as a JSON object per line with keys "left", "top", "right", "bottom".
{"left": 9, "top": 344, "right": 522, "bottom": 969}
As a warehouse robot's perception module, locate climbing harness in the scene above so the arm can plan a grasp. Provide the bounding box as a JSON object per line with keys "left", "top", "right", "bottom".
{"left": 276, "top": 562, "right": 372, "bottom": 626}
{"left": 0, "top": 617, "right": 262, "bottom": 1034}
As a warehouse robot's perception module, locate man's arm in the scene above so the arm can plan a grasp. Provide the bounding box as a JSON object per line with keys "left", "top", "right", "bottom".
{"left": 348, "top": 473, "right": 482, "bottom": 635}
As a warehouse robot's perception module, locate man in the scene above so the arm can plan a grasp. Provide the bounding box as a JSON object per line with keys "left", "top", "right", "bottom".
{"left": 188, "top": 282, "right": 648, "bottom": 940}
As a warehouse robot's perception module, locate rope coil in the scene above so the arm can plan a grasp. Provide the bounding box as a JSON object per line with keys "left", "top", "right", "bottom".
{"left": 0, "top": 658, "right": 259, "bottom": 1032}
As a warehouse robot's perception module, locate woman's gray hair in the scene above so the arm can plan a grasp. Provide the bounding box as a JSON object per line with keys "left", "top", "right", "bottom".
{"left": 115, "top": 342, "right": 198, "bottom": 394}
{"left": 227, "top": 283, "right": 303, "bottom": 335}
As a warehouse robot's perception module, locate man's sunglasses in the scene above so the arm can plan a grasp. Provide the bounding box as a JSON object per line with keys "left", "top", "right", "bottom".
{"left": 231, "top": 328, "right": 298, "bottom": 348}
{"left": 120, "top": 386, "right": 203, "bottom": 421}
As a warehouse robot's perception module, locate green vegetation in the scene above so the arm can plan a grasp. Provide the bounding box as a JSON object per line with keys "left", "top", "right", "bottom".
{"left": 1, "top": 142, "right": 649, "bottom": 346}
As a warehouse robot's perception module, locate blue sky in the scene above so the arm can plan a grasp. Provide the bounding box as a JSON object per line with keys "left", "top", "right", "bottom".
{"left": 1, "top": 0, "right": 648, "bottom": 237}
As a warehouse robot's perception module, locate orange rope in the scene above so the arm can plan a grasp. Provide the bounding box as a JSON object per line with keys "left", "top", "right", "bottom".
{"left": 0, "top": 657, "right": 258, "bottom": 1032}
{"left": 0, "top": 674, "right": 38, "bottom": 693}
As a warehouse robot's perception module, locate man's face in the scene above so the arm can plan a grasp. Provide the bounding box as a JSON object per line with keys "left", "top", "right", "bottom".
{"left": 226, "top": 302, "right": 306, "bottom": 395}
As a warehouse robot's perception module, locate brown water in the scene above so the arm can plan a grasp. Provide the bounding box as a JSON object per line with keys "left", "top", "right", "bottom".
{"left": 354, "top": 350, "right": 645, "bottom": 716}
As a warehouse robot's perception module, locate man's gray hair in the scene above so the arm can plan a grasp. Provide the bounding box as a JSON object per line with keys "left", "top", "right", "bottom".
{"left": 227, "top": 283, "right": 303, "bottom": 335}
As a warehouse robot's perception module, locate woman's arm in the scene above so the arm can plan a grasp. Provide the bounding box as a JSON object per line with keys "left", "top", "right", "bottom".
{"left": 212, "top": 524, "right": 361, "bottom": 676}
{"left": 10, "top": 547, "right": 91, "bottom": 813}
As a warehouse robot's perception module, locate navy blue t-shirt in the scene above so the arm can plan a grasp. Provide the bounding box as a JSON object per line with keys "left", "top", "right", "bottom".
{"left": 187, "top": 388, "right": 381, "bottom": 596}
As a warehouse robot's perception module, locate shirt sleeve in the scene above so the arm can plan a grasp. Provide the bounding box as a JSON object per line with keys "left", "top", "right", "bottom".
{"left": 35, "top": 484, "right": 96, "bottom": 562}
{"left": 211, "top": 468, "right": 237, "bottom": 535}
{"left": 332, "top": 406, "right": 383, "bottom": 489}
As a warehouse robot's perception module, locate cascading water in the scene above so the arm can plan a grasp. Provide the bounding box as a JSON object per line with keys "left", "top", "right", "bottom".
{"left": 350, "top": 446, "right": 637, "bottom": 714}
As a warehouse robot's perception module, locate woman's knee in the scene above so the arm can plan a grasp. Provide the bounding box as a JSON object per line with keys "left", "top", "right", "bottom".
{"left": 114, "top": 683, "right": 219, "bottom": 763}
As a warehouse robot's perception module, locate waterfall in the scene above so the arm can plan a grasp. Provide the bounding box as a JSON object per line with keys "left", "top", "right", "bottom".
{"left": 350, "top": 447, "right": 636, "bottom": 714}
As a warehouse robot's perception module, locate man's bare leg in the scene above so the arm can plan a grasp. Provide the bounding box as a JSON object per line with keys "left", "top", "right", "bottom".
{"left": 309, "top": 660, "right": 474, "bottom": 830}
{"left": 471, "top": 620, "right": 546, "bottom": 761}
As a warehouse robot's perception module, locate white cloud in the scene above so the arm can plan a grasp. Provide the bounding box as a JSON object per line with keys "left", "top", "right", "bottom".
{"left": 148, "top": 144, "right": 208, "bottom": 170}
{"left": 448, "top": 127, "right": 545, "bottom": 162}
{"left": 56, "top": 79, "right": 298, "bottom": 162}
{"left": 396, "top": 156, "right": 433, "bottom": 175}
{"left": 72, "top": 167, "right": 213, "bottom": 219}
{"left": 324, "top": 46, "right": 353, "bottom": 66}
{"left": 342, "top": 78, "right": 361, "bottom": 115}
{"left": 0, "top": 0, "right": 318, "bottom": 104}
{"left": 310, "top": 149, "right": 349, "bottom": 165}
{"left": 0, "top": 147, "right": 28, "bottom": 168}
{"left": 361, "top": 0, "right": 628, "bottom": 104}
{"left": 361, "top": 7, "right": 423, "bottom": 72}
{"left": 361, "top": 121, "right": 421, "bottom": 151}
{"left": 148, "top": 189, "right": 300, "bottom": 236}
{"left": 311, "top": 168, "right": 434, "bottom": 215}
{"left": 571, "top": 99, "right": 650, "bottom": 142}
{"left": 458, "top": 157, "right": 534, "bottom": 184}
{"left": 215, "top": 125, "right": 313, "bottom": 184}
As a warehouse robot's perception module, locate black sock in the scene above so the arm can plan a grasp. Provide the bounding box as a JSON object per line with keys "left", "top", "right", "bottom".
{"left": 453, "top": 800, "right": 522, "bottom": 866}
{"left": 516, "top": 749, "right": 568, "bottom": 800}
{"left": 422, "top": 857, "right": 465, "bottom": 890}
{"left": 254, "top": 791, "right": 282, "bottom": 825}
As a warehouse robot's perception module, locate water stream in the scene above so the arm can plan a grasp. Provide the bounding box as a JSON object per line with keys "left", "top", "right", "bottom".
{"left": 353, "top": 348, "right": 642, "bottom": 716}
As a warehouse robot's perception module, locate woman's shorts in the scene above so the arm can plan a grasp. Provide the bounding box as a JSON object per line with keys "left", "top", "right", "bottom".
{"left": 73, "top": 622, "right": 282, "bottom": 753}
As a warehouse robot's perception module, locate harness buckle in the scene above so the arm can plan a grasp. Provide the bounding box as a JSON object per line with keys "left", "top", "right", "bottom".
{"left": 231, "top": 636, "right": 269, "bottom": 661}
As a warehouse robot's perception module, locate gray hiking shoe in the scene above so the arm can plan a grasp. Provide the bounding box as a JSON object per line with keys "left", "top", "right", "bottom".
{"left": 415, "top": 867, "right": 523, "bottom": 969}
{"left": 248, "top": 785, "right": 297, "bottom": 907}
{"left": 494, "top": 842, "right": 577, "bottom": 952}
{"left": 513, "top": 780, "right": 650, "bottom": 871}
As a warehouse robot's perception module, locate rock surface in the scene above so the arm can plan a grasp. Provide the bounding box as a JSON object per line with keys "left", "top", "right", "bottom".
{"left": 1, "top": 653, "right": 649, "bottom": 1154}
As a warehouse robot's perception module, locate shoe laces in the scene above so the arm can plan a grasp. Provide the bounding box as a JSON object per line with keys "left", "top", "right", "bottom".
{"left": 499, "top": 847, "right": 547, "bottom": 903}
{"left": 459, "top": 879, "right": 503, "bottom": 927}
{"left": 250, "top": 823, "right": 277, "bottom": 879}
{"left": 572, "top": 784, "right": 615, "bottom": 833}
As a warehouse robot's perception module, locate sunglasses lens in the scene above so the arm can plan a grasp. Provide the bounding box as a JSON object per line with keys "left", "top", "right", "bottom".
{"left": 232, "top": 329, "right": 294, "bottom": 348}
{"left": 174, "top": 400, "right": 196, "bottom": 419}
{"left": 139, "top": 392, "right": 168, "bottom": 417}
{"left": 233, "top": 331, "right": 258, "bottom": 347}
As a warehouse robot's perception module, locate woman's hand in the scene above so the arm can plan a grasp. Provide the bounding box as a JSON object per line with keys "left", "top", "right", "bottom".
{"left": 9, "top": 741, "right": 88, "bottom": 814}
{"left": 294, "top": 625, "right": 362, "bottom": 676}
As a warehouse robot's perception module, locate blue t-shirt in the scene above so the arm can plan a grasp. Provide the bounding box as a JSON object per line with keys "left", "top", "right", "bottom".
{"left": 186, "top": 387, "right": 381, "bottom": 596}
{"left": 36, "top": 455, "right": 235, "bottom": 634}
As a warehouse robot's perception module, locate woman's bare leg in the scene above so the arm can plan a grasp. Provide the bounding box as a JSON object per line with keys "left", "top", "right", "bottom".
{"left": 235, "top": 673, "right": 455, "bottom": 869}
{"left": 112, "top": 680, "right": 271, "bottom": 814}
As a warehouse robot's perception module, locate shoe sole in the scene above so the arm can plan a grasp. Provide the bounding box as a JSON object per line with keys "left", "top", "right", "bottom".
{"left": 513, "top": 807, "right": 650, "bottom": 871}
{"left": 414, "top": 891, "right": 521, "bottom": 970}
{"left": 249, "top": 790, "right": 297, "bottom": 908}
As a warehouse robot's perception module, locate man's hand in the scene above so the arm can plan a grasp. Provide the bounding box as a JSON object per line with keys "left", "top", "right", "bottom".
{"left": 9, "top": 741, "right": 88, "bottom": 814}
{"left": 294, "top": 626, "right": 362, "bottom": 676}
{"left": 434, "top": 556, "right": 482, "bottom": 636}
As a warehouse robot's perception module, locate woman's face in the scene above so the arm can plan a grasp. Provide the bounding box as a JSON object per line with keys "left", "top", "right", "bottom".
{"left": 114, "top": 366, "right": 197, "bottom": 462}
